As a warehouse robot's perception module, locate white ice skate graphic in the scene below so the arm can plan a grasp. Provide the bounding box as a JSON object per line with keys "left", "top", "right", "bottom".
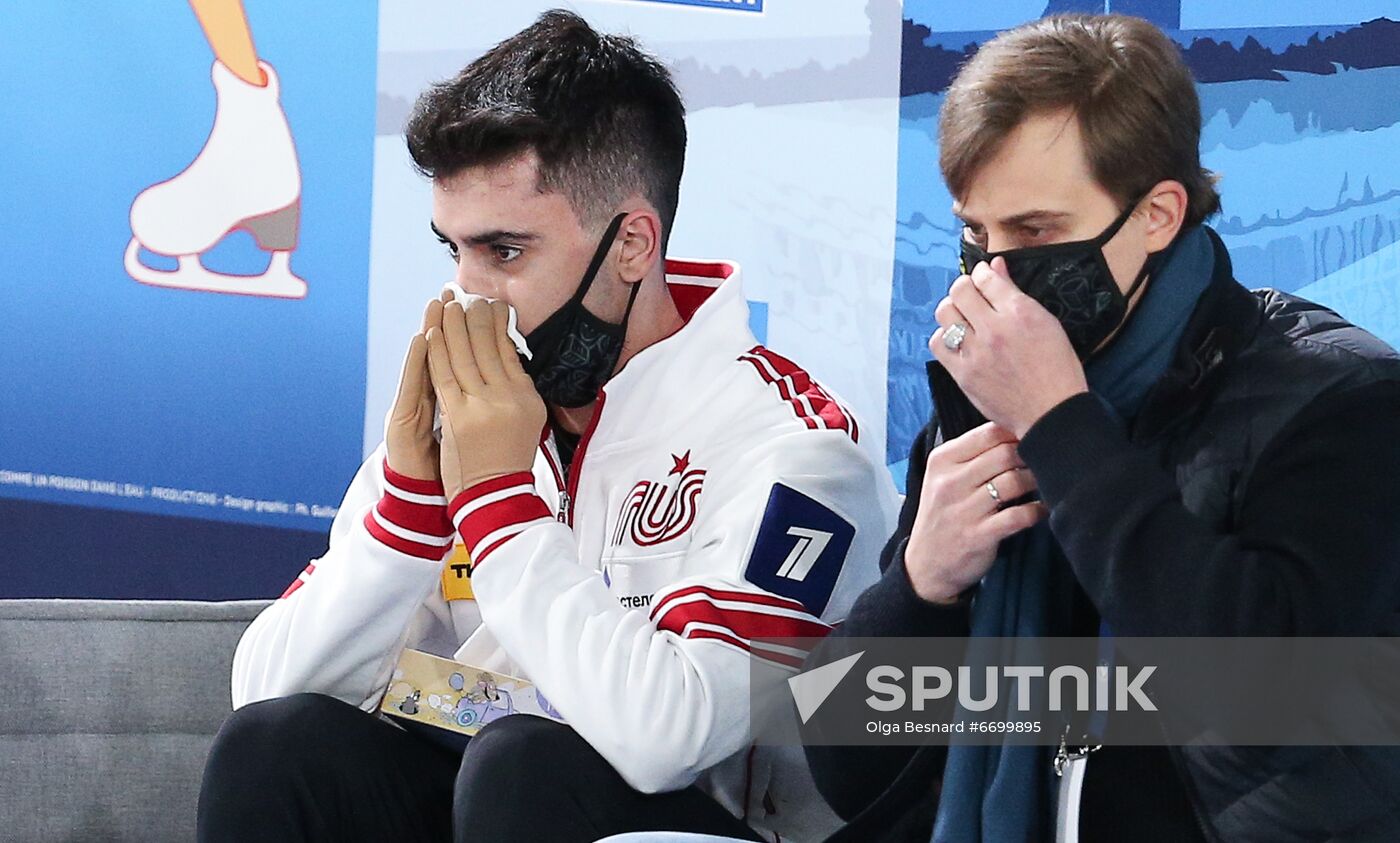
{"left": 125, "top": 60, "right": 306, "bottom": 299}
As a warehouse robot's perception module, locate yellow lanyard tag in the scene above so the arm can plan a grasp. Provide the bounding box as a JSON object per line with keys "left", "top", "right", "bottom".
{"left": 441, "top": 544, "right": 474, "bottom": 601}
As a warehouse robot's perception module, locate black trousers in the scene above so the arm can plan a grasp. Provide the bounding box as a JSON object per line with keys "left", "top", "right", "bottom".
{"left": 197, "top": 693, "right": 763, "bottom": 842}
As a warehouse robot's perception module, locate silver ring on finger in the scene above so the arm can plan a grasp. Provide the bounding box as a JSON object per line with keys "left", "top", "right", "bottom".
{"left": 943, "top": 322, "right": 968, "bottom": 351}
{"left": 985, "top": 480, "right": 1000, "bottom": 503}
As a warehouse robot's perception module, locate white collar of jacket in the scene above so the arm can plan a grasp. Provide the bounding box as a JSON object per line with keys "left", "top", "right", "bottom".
{"left": 584, "top": 257, "right": 755, "bottom": 447}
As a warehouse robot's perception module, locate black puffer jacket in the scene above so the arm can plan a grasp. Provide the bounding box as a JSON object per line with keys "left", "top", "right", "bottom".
{"left": 807, "top": 227, "right": 1400, "bottom": 842}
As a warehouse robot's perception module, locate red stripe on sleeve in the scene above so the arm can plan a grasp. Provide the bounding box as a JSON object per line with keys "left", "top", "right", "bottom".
{"left": 684, "top": 629, "right": 807, "bottom": 670}
{"left": 655, "top": 597, "right": 833, "bottom": 642}
{"left": 375, "top": 494, "right": 452, "bottom": 537}
{"left": 683, "top": 627, "right": 806, "bottom": 666}
{"left": 447, "top": 472, "right": 537, "bottom": 520}
{"left": 454, "top": 494, "right": 552, "bottom": 558}
{"left": 740, "top": 355, "right": 819, "bottom": 430}
{"left": 278, "top": 563, "right": 316, "bottom": 599}
{"left": 650, "top": 584, "right": 808, "bottom": 621}
{"left": 363, "top": 510, "right": 452, "bottom": 560}
{"left": 382, "top": 460, "right": 446, "bottom": 496}
{"left": 470, "top": 533, "right": 519, "bottom": 567}
{"left": 449, "top": 473, "right": 553, "bottom": 569}
{"left": 751, "top": 347, "right": 854, "bottom": 437}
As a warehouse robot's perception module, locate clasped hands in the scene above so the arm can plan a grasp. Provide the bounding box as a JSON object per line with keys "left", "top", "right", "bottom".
{"left": 385, "top": 291, "right": 545, "bottom": 500}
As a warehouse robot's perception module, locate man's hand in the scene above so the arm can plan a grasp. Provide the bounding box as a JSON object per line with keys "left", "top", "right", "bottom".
{"left": 425, "top": 299, "right": 547, "bottom": 500}
{"left": 903, "top": 422, "right": 1048, "bottom": 604}
{"left": 385, "top": 295, "right": 451, "bottom": 481}
{"left": 931, "top": 256, "right": 1090, "bottom": 439}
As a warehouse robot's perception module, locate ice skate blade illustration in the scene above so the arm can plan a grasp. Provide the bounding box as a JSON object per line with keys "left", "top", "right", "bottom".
{"left": 125, "top": 237, "right": 308, "bottom": 299}
{"left": 126, "top": 59, "right": 306, "bottom": 299}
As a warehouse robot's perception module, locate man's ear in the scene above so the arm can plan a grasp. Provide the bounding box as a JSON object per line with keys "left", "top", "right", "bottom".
{"left": 1143, "top": 179, "right": 1189, "bottom": 254}
{"left": 616, "top": 206, "right": 663, "bottom": 284}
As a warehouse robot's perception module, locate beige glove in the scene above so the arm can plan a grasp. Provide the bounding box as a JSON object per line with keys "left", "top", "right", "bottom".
{"left": 425, "top": 298, "right": 547, "bottom": 500}
{"left": 384, "top": 294, "right": 451, "bottom": 482}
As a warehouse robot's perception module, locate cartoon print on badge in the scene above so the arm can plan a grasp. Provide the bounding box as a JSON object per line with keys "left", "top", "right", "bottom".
{"left": 125, "top": 0, "right": 307, "bottom": 299}
{"left": 452, "top": 673, "right": 515, "bottom": 728}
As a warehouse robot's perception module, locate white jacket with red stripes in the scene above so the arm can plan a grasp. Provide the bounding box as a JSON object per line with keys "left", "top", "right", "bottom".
{"left": 231, "top": 258, "right": 900, "bottom": 842}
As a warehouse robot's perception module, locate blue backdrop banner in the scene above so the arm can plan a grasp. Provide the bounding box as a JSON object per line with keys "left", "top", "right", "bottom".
{"left": 0, "top": 1, "right": 379, "bottom": 530}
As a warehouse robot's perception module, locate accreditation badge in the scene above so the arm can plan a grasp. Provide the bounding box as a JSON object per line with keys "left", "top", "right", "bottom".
{"left": 380, "top": 648, "right": 565, "bottom": 736}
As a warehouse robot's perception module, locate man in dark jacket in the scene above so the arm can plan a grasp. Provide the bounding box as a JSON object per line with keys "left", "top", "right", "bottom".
{"left": 806, "top": 13, "right": 1400, "bottom": 843}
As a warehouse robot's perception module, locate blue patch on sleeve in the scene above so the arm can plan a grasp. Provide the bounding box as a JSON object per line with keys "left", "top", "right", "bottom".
{"left": 744, "top": 484, "right": 856, "bottom": 615}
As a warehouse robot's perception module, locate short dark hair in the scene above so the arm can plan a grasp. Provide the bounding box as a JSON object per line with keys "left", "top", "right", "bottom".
{"left": 940, "top": 14, "right": 1221, "bottom": 228}
{"left": 406, "top": 10, "right": 687, "bottom": 242}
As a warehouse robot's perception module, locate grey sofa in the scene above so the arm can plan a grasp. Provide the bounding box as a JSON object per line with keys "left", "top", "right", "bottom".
{"left": 0, "top": 599, "right": 270, "bottom": 842}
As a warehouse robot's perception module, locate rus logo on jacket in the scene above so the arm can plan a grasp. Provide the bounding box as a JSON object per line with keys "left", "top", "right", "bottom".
{"left": 611, "top": 449, "right": 708, "bottom": 549}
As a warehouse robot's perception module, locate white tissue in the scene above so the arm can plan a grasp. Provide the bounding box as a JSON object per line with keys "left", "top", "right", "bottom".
{"left": 442, "top": 282, "right": 533, "bottom": 360}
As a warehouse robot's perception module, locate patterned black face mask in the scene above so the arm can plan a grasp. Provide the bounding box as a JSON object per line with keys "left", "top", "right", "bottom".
{"left": 959, "top": 196, "right": 1156, "bottom": 359}
{"left": 522, "top": 213, "right": 638, "bottom": 408}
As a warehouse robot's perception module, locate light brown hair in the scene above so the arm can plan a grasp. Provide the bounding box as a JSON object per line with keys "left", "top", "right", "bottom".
{"left": 939, "top": 14, "right": 1220, "bottom": 227}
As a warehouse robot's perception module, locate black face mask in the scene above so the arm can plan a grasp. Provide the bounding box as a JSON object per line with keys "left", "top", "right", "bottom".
{"left": 959, "top": 197, "right": 1156, "bottom": 359}
{"left": 523, "top": 213, "right": 638, "bottom": 408}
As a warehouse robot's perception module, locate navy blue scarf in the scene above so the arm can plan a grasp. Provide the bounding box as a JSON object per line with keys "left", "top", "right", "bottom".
{"left": 931, "top": 226, "right": 1215, "bottom": 843}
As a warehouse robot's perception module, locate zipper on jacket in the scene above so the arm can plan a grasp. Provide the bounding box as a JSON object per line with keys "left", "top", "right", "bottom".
{"left": 564, "top": 390, "right": 607, "bottom": 528}
{"left": 540, "top": 433, "right": 568, "bottom": 522}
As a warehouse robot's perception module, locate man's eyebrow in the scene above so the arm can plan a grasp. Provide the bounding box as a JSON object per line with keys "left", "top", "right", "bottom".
{"left": 430, "top": 221, "right": 539, "bottom": 245}
{"left": 467, "top": 230, "right": 539, "bottom": 246}
{"left": 957, "top": 209, "right": 1074, "bottom": 228}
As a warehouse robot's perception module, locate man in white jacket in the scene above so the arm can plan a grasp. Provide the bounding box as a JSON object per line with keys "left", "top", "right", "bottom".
{"left": 197, "top": 10, "right": 898, "bottom": 843}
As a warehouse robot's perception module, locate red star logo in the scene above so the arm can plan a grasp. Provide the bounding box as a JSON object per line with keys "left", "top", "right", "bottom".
{"left": 668, "top": 450, "right": 692, "bottom": 477}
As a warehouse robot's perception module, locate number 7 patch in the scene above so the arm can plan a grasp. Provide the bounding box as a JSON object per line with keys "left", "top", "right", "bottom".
{"left": 744, "top": 483, "right": 856, "bottom": 615}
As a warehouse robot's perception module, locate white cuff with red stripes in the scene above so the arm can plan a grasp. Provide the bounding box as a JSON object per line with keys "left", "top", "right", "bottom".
{"left": 362, "top": 460, "right": 455, "bottom": 561}
{"left": 449, "top": 472, "right": 556, "bottom": 569}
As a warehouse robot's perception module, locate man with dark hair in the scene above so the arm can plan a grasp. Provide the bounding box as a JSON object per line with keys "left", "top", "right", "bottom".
{"left": 806, "top": 13, "right": 1400, "bottom": 842}
{"left": 405, "top": 9, "right": 688, "bottom": 249}
{"left": 196, "top": 10, "right": 897, "bottom": 843}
